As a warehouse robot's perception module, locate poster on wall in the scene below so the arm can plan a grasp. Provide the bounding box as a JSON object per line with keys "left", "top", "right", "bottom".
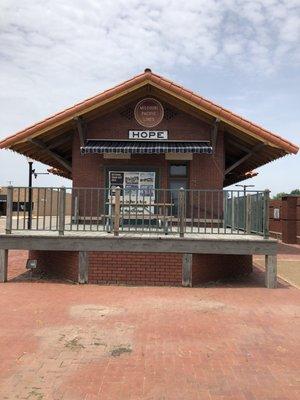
{"left": 108, "top": 171, "right": 156, "bottom": 211}
{"left": 123, "top": 172, "right": 139, "bottom": 203}
{"left": 109, "top": 172, "right": 124, "bottom": 196}
{"left": 139, "top": 172, "right": 155, "bottom": 198}
{"left": 110, "top": 172, "right": 124, "bottom": 185}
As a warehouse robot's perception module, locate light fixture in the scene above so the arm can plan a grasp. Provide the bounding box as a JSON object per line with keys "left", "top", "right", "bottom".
{"left": 26, "top": 259, "right": 37, "bottom": 269}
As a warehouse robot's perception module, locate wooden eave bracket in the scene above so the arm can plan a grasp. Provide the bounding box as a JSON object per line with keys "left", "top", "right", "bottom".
{"left": 211, "top": 118, "right": 220, "bottom": 153}
{"left": 28, "top": 138, "right": 72, "bottom": 172}
{"left": 74, "top": 116, "right": 86, "bottom": 147}
{"left": 225, "top": 142, "right": 266, "bottom": 175}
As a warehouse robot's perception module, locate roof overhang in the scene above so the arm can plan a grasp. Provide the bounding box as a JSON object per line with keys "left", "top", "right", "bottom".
{"left": 0, "top": 69, "right": 298, "bottom": 186}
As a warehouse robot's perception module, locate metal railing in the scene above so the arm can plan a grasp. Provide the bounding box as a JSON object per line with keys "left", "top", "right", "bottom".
{"left": 4, "top": 186, "right": 270, "bottom": 238}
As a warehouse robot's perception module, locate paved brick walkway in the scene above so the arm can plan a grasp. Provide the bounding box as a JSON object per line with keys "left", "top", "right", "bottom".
{"left": 0, "top": 251, "right": 300, "bottom": 399}
{"left": 254, "top": 242, "right": 300, "bottom": 288}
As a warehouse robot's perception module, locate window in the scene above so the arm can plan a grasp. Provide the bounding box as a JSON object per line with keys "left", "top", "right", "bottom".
{"left": 169, "top": 164, "right": 188, "bottom": 177}
{"left": 169, "top": 163, "right": 189, "bottom": 212}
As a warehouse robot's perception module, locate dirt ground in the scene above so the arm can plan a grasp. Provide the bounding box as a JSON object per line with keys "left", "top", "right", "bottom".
{"left": 0, "top": 250, "right": 299, "bottom": 400}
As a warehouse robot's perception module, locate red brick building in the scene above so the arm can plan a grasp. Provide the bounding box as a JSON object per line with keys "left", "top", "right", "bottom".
{"left": 270, "top": 196, "right": 300, "bottom": 244}
{"left": 0, "top": 69, "right": 298, "bottom": 286}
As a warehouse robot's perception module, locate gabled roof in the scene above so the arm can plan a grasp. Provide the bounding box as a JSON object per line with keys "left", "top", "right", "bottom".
{"left": 0, "top": 68, "right": 298, "bottom": 186}
{"left": 0, "top": 68, "right": 298, "bottom": 153}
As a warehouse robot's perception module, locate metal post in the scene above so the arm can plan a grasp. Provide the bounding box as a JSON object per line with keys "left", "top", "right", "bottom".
{"left": 223, "top": 191, "right": 227, "bottom": 230}
{"left": 178, "top": 187, "right": 185, "bottom": 238}
{"left": 231, "top": 192, "right": 235, "bottom": 231}
{"left": 74, "top": 195, "right": 78, "bottom": 224}
{"left": 263, "top": 189, "right": 270, "bottom": 239}
{"left": 28, "top": 161, "right": 33, "bottom": 230}
{"left": 243, "top": 188, "right": 246, "bottom": 231}
{"left": 114, "top": 187, "right": 121, "bottom": 237}
{"left": 58, "top": 187, "right": 66, "bottom": 235}
{"left": 0, "top": 249, "right": 8, "bottom": 282}
{"left": 5, "top": 186, "right": 13, "bottom": 234}
{"left": 246, "top": 194, "right": 252, "bottom": 234}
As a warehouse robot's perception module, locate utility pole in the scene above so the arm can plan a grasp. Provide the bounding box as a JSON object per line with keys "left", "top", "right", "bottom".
{"left": 26, "top": 157, "right": 49, "bottom": 230}
{"left": 27, "top": 158, "right": 33, "bottom": 230}
{"left": 235, "top": 184, "right": 255, "bottom": 197}
{"left": 235, "top": 184, "right": 255, "bottom": 231}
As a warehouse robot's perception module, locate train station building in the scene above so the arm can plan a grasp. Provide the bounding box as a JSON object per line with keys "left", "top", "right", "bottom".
{"left": 0, "top": 69, "right": 298, "bottom": 287}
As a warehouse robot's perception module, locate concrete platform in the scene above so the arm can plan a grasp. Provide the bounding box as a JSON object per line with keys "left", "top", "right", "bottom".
{"left": 0, "top": 231, "right": 278, "bottom": 288}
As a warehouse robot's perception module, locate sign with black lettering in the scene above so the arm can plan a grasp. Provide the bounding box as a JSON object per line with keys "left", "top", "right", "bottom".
{"left": 134, "top": 98, "right": 164, "bottom": 127}
{"left": 128, "top": 130, "right": 168, "bottom": 140}
{"left": 274, "top": 208, "right": 280, "bottom": 219}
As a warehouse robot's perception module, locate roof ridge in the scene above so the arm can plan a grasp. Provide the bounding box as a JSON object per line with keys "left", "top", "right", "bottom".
{"left": 0, "top": 70, "right": 149, "bottom": 144}
{"left": 146, "top": 72, "right": 298, "bottom": 152}
{"left": 0, "top": 69, "right": 298, "bottom": 154}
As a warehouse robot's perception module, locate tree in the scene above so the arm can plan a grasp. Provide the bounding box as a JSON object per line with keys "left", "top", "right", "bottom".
{"left": 290, "top": 189, "right": 300, "bottom": 195}
{"left": 273, "top": 192, "right": 287, "bottom": 200}
{"left": 273, "top": 189, "right": 300, "bottom": 199}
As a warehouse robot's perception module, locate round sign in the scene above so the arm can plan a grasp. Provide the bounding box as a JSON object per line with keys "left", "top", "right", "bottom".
{"left": 134, "top": 98, "right": 164, "bottom": 128}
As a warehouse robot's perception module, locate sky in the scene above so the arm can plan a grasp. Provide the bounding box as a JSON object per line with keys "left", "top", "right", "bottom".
{"left": 0, "top": 0, "right": 299, "bottom": 196}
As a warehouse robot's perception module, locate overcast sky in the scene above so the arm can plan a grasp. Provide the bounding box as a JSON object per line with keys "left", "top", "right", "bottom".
{"left": 0, "top": 0, "right": 299, "bottom": 195}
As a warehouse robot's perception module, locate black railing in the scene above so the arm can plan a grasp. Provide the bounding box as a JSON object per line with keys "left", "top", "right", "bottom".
{"left": 4, "top": 186, "right": 270, "bottom": 238}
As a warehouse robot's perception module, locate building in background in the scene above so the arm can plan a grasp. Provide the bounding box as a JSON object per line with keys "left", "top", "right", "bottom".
{"left": 0, "top": 187, "right": 72, "bottom": 217}
{"left": 270, "top": 195, "right": 300, "bottom": 244}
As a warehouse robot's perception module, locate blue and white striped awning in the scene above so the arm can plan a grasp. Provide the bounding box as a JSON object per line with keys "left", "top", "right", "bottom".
{"left": 81, "top": 140, "right": 213, "bottom": 155}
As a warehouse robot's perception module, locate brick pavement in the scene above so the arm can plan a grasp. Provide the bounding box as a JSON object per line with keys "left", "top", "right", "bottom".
{"left": 0, "top": 250, "right": 299, "bottom": 399}
{"left": 254, "top": 242, "right": 300, "bottom": 288}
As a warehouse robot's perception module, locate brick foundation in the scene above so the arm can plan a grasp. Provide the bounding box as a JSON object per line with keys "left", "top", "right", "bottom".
{"left": 192, "top": 254, "right": 253, "bottom": 285}
{"left": 89, "top": 252, "right": 182, "bottom": 285}
{"left": 29, "top": 250, "right": 78, "bottom": 282}
{"left": 29, "top": 250, "right": 253, "bottom": 286}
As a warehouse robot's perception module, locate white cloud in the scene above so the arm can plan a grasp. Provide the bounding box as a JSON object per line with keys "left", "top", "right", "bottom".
{"left": 0, "top": 0, "right": 299, "bottom": 131}
{"left": 0, "top": 0, "right": 299, "bottom": 94}
{"left": 0, "top": 0, "right": 299, "bottom": 189}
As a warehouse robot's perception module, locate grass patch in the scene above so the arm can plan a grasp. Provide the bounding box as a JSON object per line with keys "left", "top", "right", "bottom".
{"left": 65, "top": 337, "right": 85, "bottom": 350}
{"left": 110, "top": 345, "right": 132, "bottom": 357}
{"left": 27, "top": 388, "right": 43, "bottom": 399}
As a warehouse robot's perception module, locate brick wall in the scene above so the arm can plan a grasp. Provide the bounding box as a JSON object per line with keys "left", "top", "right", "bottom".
{"left": 297, "top": 197, "right": 300, "bottom": 244}
{"left": 72, "top": 98, "right": 225, "bottom": 192}
{"left": 192, "top": 254, "right": 253, "bottom": 285}
{"left": 269, "top": 200, "right": 282, "bottom": 239}
{"left": 282, "top": 196, "right": 299, "bottom": 244}
{"left": 88, "top": 252, "right": 182, "bottom": 285}
{"left": 29, "top": 250, "right": 253, "bottom": 286}
{"left": 269, "top": 196, "right": 300, "bottom": 244}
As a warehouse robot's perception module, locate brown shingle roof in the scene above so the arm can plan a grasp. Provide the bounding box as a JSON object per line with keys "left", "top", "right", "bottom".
{"left": 0, "top": 69, "right": 298, "bottom": 154}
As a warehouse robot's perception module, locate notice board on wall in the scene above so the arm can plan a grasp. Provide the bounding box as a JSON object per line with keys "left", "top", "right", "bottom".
{"left": 109, "top": 171, "right": 156, "bottom": 205}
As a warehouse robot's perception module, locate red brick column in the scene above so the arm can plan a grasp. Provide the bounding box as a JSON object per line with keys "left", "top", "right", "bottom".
{"left": 297, "top": 197, "right": 300, "bottom": 245}
{"left": 269, "top": 200, "right": 282, "bottom": 240}
{"left": 281, "top": 196, "right": 298, "bottom": 244}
